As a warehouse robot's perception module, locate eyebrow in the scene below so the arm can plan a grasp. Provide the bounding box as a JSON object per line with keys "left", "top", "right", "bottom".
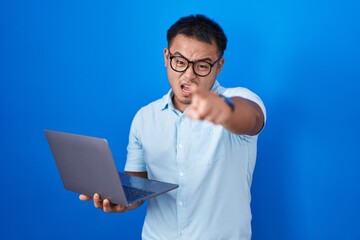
{"left": 172, "top": 51, "right": 213, "bottom": 63}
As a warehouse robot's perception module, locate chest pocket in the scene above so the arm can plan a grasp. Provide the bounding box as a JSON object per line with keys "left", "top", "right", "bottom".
{"left": 189, "top": 127, "right": 225, "bottom": 166}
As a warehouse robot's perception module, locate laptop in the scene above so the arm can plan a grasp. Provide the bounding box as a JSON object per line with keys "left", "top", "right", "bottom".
{"left": 44, "top": 129, "right": 178, "bottom": 206}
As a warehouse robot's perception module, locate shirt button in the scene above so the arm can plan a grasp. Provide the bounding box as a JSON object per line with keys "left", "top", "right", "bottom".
{"left": 178, "top": 144, "right": 183, "bottom": 149}
{"left": 180, "top": 230, "right": 185, "bottom": 236}
{"left": 178, "top": 201, "right": 184, "bottom": 207}
{"left": 179, "top": 172, "right": 184, "bottom": 177}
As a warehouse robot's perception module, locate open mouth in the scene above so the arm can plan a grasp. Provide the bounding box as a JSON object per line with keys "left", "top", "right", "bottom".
{"left": 181, "top": 84, "right": 192, "bottom": 94}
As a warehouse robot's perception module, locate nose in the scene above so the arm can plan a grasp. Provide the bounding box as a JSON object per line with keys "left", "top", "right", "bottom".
{"left": 183, "top": 63, "right": 197, "bottom": 80}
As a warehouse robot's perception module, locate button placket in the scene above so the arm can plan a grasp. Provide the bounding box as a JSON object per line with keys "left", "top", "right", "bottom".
{"left": 176, "top": 116, "right": 188, "bottom": 239}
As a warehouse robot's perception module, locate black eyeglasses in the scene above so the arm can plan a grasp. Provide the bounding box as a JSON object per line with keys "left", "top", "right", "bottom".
{"left": 168, "top": 50, "right": 222, "bottom": 77}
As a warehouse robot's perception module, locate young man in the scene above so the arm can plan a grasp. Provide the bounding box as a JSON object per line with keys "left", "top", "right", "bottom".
{"left": 81, "top": 14, "right": 266, "bottom": 239}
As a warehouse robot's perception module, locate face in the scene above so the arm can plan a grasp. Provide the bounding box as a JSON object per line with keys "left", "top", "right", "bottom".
{"left": 164, "top": 34, "right": 225, "bottom": 112}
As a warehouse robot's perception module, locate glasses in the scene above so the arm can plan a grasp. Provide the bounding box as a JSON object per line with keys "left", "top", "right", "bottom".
{"left": 168, "top": 50, "right": 222, "bottom": 77}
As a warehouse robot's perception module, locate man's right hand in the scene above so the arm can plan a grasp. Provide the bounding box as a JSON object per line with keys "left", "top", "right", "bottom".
{"left": 79, "top": 193, "right": 143, "bottom": 213}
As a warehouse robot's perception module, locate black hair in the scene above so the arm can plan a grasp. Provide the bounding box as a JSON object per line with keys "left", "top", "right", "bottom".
{"left": 167, "top": 14, "right": 227, "bottom": 56}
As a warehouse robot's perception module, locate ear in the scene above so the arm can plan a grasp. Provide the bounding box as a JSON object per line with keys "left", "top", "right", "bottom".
{"left": 164, "top": 48, "right": 169, "bottom": 67}
{"left": 215, "top": 57, "right": 225, "bottom": 76}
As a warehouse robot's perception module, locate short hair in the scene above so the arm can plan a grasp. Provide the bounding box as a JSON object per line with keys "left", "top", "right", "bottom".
{"left": 167, "top": 14, "right": 227, "bottom": 56}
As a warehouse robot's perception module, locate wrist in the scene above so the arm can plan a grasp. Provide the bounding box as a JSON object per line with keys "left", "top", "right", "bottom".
{"left": 219, "top": 94, "right": 235, "bottom": 112}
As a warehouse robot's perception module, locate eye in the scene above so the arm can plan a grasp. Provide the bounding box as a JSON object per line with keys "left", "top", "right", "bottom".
{"left": 175, "top": 57, "right": 187, "bottom": 66}
{"left": 196, "top": 62, "right": 210, "bottom": 70}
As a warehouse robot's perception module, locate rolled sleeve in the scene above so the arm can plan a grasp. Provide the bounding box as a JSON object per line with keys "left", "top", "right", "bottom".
{"left": 125, "top": 112, "right": 147, "bottom": 172}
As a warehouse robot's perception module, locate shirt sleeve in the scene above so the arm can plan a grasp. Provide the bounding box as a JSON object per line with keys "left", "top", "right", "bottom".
{"left": 223, "top": 87, "right": 267, "bottom": 138}
{"left": 224, "top": 87, "right": 267, "bottom": 123}
{"left": 124, "top": 110, "right": 147, "bottom": 172}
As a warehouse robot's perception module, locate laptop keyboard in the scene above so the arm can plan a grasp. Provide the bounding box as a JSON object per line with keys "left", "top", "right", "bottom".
{"left": 122, "top": 185, "right": 154, "bottom": 203}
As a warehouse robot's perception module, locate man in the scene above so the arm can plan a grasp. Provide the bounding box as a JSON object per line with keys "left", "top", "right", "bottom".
{"left": 81, "top": 14, "right": 266, "bottom": 239}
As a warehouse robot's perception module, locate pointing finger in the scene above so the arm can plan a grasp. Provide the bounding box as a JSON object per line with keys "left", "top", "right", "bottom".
{"left": 188, "top": 82, "right": 199, "bottom": 95}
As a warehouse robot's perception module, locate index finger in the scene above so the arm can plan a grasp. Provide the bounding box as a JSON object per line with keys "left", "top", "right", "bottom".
{"left": 188, "top": 82, "right": 199, "bottom": 95}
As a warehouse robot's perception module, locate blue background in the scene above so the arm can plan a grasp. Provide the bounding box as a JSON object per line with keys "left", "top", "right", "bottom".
{"left": 1, "top": 0, "right": 359, "bottom": 239}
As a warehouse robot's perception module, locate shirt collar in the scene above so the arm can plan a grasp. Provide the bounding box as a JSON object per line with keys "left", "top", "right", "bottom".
{"left": 211, "top": 80, "right": 221, "bottom": 94}
{"left": 161, "top": 90, "right": 174, "bottom": 111}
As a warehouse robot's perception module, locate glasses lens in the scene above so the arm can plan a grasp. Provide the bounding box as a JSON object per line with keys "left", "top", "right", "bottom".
{"left": 170, "top": 56, "right": 188, "bottom": 72}
{"left": 169, "top": 55, "right": 214, "bottom": 77}
{"left": 193, "top": 61, "right": 211, "bottom": 76}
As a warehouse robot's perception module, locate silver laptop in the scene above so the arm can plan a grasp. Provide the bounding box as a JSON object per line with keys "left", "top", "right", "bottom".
{"left": 44, "top": 129, "right": 178, "bottom": 206}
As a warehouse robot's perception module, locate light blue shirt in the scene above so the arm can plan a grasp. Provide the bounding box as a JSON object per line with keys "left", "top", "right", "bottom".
{"left": 125, "top": 81, "right": 266, "bottom": 240}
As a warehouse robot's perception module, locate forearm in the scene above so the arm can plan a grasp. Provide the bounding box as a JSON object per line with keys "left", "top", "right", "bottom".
{"left": 222, "top": 97, "right": 264, "bottom": 135}
{"left": 185, "top": 90, "right": 265, "bottom": 135}
{"left": 125, "top": 171, "right": 148, "bottom": 179}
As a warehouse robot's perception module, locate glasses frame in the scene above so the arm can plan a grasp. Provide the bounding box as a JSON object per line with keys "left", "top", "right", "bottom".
{"left": 168, "top": 50, "right": 222, "bottom": 77}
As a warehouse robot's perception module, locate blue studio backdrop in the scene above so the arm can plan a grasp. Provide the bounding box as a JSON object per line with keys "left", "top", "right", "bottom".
{"left": 1, "top": 0, "right": 359, "bottom": 239}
